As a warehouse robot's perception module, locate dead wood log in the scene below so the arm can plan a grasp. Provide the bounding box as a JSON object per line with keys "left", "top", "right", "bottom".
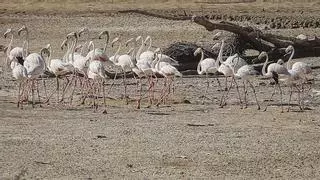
{"left": 192, "top": 16, "right": 320, "bottom": 62}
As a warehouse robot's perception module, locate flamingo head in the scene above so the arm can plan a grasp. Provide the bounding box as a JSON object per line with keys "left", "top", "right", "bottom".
{"left": 111, "top": 37, "right": 120, "bottom": 47}
{"left": 66, "top": 31, "right": 78, "bottom": 40}
{"left": 98, "top": 30, "right": 109, "bottom": 39}
{"left": 193, "top": 47, "right": 202, "bottom": 56}
{"left": 60, "top": 39, "right": 68, "bottom": 50}
{"left": 78, "top": 27, "right": 89, "bottom": 37}
{"left": 211, "top": 42, "right": 221, "bottom": 50}
{"left": 258, "top": 51, "right": 267, "bottom": 60}
{"left": 277, "top": 59, "right": 284, "bottom": 65}
{"left": 143, "top": 35, "right": 151, "bottom": 46}
{"left": 285, "top": 45, "right": 294, "bottom": 54}
{"left": 3, "top": 46, "right": 8, "bottom": 53}
{"left": 135, "top": 36, "right": 142, "bottom": 42}
{"left": 88, "top": 41, "right": 94, "bottom": 50}
{"left": 40, "top": 47, "right": 51, "bottom": 58}
{"left": 18, "top": 25, "right": 28, "bottom": 36}
{"left": 125, "top": 38, "right": 134, "bottom": 47}
{"left": 4, "top": 28, "right": 12, "bottom": 38}
{"left": 153, "top": 47, "right": 161, "bottom": 60}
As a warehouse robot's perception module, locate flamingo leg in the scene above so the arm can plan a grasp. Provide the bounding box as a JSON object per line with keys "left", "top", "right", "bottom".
{"left": 264, "top": 83, "right": 277, "bottom": 112}
{"left": 300, "top": 82, "right": 305, "bottom": 111}
{"left": 35, "top": 79, "right": 42, "bottom": 107}
{"left": 156, "top": 77, "right": 167, "bottom": 106}
{"left": 219, "top": 77, "right": 232, "bottom": 107}
{"left": 31, "top": 80, "right": 35, "bottom": 108}
{"left": 107, "top": 69, "right": 118, "bottom": 95}
{"left": 123, "top": 70, "right": 128, "bottom": 105}
{"left": 17, "top": 81, "right": 22, "bottom": 108}
{"left": 216, "top": 76, "right": 222, "bottom": 91}
{"left": 248, "top": 80, "right": 260, "bottom": 110}
{"left": 243, "top": 81, "right": 247, "bottom": 108}
{"left": 224, "top": 76, "right": 228, "bottom": 91}
{"left": 296, "top": 84, "right": 303, "bottom": 111}
{"left": 278, "top": 83, "right": 284, "bottom": 113}
{"left": 42, "top": 78, "right": 48, "bottom": 99}
{"left": 287, "top": 85, "right": 294, "bottom": 112}
{"left": 233, "top": 77, "right": 243, "bottom": 109}
{"left": 102, "top": 79, "right": 107, "bottom": 114}
{"left": 201, "top": 73, "right": 210, "bottom": 105}
{"left": 137, "top": 78, "right": 142, "bottom": 109}
{"left": 69, "top": 74, "right": 77, "bottom": 105}
{"left": 56, "top": 77, "right": 59, "bottom": 103}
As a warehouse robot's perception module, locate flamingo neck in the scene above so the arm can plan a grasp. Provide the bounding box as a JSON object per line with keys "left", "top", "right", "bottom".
{"left": 217, "top": 41, "right": 225, "bottom": 67}
{"left": 24, "top": 30, "right": 29, "bottom": 59}
{"left": 90, "top": 43, "right": 95, "bottom": 61}
{"left": 196, "top": 49, "right": 204, "bottom": 74}
{"left": 63, "top": 41, "right": 70, "bottom": 62}
{"left": 103, "top": 34, "right": 109, "bottom": 53}
{"left": 147, "top": 37, "right": 152, "bottom": 50}
{"left": 135, "top": 37, "right": 144, "bottom": 60}
{"left": 113, "top": 42, "right": 121, "bottom": 63}
{"left": 7, "top": 34, "right": 13, "bottom": 57}
{"left": 262, "top": 54, "right": 269, "bottom": 76}
{"left": 286, "top": 48, "right": 295, "bottom": 70}
{"left": 70, "top": 37, "right": 78, "bottom": 63}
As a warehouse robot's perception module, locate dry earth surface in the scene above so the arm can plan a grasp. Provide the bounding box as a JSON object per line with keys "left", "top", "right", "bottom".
{"left": 1, "top": 0, "right": 320, "bottom": 179}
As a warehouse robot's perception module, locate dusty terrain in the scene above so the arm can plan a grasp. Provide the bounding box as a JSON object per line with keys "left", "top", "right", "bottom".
{"left": 1, "top": 1, "right": 320, "bottom": 179}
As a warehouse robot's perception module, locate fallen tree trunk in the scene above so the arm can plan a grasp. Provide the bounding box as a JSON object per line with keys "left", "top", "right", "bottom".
{"left": 192, "top": 16, "right": 320, "bottom": 63}
{"left": 119, "top": 10, "right": 320, "bottom": 63}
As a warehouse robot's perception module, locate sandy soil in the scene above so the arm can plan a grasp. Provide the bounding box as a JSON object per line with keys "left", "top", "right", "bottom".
{"left": 1, "top": 6, "right": 320, "bottom": 179}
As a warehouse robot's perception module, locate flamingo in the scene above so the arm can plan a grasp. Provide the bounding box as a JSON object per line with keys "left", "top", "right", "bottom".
{"left": 136, "top": 35, "right": 178, "bottom": 65}
{"left": 139, "top": 35, "right": 154, "bottom": 61}
{"left": 285, "top": 45, "right": 312, "bottom": 76}
{"left": 23, "top": 47, "right": 49, "bottom": 107}
{"left": 194, "top": 47, "right": 220, "bottom": 104}
{"left": 3, "top": 28, "right": 25, "bottom": 69}
{"left": 259, "top": 51, "right": 291, "bottom": 112}
{"left": 110, "top": 37, "right": 136, "bottom": 104}
{"left": 153, "top": 48, "right": 182, "bottom": 106}
{"left": 10, "top": 58, "right": 27, "bottom": 108}
{"left": 226, "top": 62, "right": 260, "bottom": 110}
{"left": 131, "top": 37, "right": 158, "bottom": 108}
{"left": 87, "top": 41, "right": 108, "bottom": 113}
{"left": 85, "top": 30, "right": 110, "bottom": 63}
{"left": 284, "top": 45, "right": 312, "bottom": 111}
{"left": 46, "top": 43, "right": 74, "bottom": 103}
{"left": 217, "top": 40, "right": 242, "bottom": 107}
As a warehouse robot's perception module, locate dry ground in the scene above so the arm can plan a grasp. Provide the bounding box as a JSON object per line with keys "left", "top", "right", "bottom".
{"left": 1, "top": 1, "right": 320, "bottom": 179}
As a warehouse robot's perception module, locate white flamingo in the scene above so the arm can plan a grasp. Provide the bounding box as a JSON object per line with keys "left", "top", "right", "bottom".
{"left": 226, "top": 62, "right": 260, "bottom": 110}
{"left": 3, "top": 28, "right": 25, "bottom": 69}
{"left": 259, "top": 51, "right": 291, "bottom": 112}
{"left": 194, "top": 47, "right": 220, "bottom": 104}
{"left": 10, "top": 58, "right": 27, "bottom": 108}
{"left": 285, "top": 45, "right": 312, "bottom": 111}
{"left": 86, "top": 30, "right": 110, "bottom": 63}
{"left": 139, "top": 35, "right": 154, "bottom": 61}
{"left": 153, "top": 48, "right": 182, "bottom": 106}
{"left": 46, "top": 43, "right": 74, "bottom": 103}
{"left": 23, "top": 47, "right": 49, "bottom": 107}
{"left": 128, "top": 37, "right": 157, "bottom": 108}
{"left": 285, "top": 45, "right": 312, "bottom": 78}
{"left": 136, "top": 35, "right": 178, "bottom": 65}
{"left": 110, "top": 37, "right": 136, "bottom": 104}
{"left": 87, "top": 41, "right": 108, "bottom": 113}
{"left": 217, "top": 40, "right": 242, "bottom": 107}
